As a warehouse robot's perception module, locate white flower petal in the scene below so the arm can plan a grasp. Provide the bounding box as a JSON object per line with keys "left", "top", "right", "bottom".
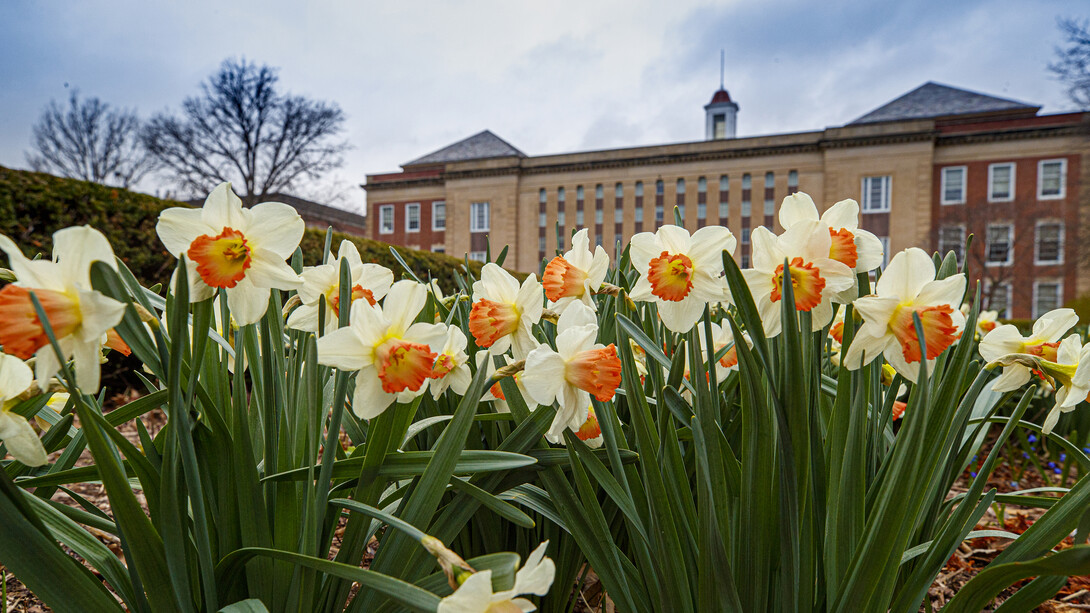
{"left": 72, "top": 337, "right": 102, "bottom": 393}
{"left": 520, "top": 348, "right": 567, "bottom": 407}
{"left": 979, "top": 325, "right": 1026, "bottom": 361}
{"left": 201, "top": 183, "right": 248, "bottom": 230}
{"left": 53, "top": 226, "right": 117, "bottom": 286}
{"left": 820, "top": 199, "right": 860, "bottom": 230}
{"left": 156, "top": 207, "right": 212, "bottom": 258}
{"left": 778, "top": 192, "right": 819, "bottom": 228}
{"left": 317, "top": 327, "right": 370, "bottom": 370}
{"left": 246, "top": 249, "right": 303, "bottom": 290}
{"left": 437, "top": 570, "right": 494, "bottom": 613}
{"left": 247, "top": 201, "right": 305, "bottom": 258}
{"left": 556, "top": 302, "right": 596, "bottom": 333}
{"left": 0, "top": 411, "right": 48, "bottom": 466}
{"left": 852, "top": 229, "right": 885, "bottom": 272}
{"left": 513, "top": 541, "right": 556, "bottom": 597}
{"left": 475, "top": 263, "right": 519, "bottom": 303}
{"left": 915, "top": 274, "right": 966, "bottom": 308}
{"left": 876, "top": 248, "right": 935, "bottom": 300}
{"left": 689, "top": 225, "right": 735, "bottom": 269}
{"left": 226, "top": 277, "right": 271, "bottom": 326}
{"left": 384, "top": 280, "right": 427, "bottom": 335}
{"left": 628, "top": 232, "right": 659, "bottom": 274}
{"left": 657, "top": 297, "right": 706, "bottom": 334}
{"left": 656, "top": 225, "right": 692, "bottom": 255}
{"left": 351, "top": 367, "right": 397, "bottom": 419}
{"left": 1031, "top": 308, "right": 1079, "bottom": 342}
{"left": 0, "top": 354, "right": 33, "bottom": 401}
{"left": 990, "top": 366, "right": 1033, "bottom": 392}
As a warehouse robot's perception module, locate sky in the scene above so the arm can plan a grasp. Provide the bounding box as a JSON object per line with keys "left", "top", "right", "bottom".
{"left": 0, "top": 0, "right": 1083, "bottom": 215}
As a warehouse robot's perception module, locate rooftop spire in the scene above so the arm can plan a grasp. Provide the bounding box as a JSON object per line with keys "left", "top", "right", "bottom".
{"left": 720, "top": 49, "right": 725, "bottom": 89}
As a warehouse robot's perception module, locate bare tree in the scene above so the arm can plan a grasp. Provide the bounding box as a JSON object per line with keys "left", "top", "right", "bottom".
{"left": 143, "top": 58, "right": 348, "bottom": 204}
{"left": 1049, "top": 17, "right": 1090, "bottom": 110}
{"left": 26, "top": 91, "right": 153, "bottom": 188}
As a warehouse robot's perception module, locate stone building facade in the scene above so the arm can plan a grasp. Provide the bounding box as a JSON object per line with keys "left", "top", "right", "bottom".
{"left": 363, "top": 83, "right": 1090, "bottom": 319}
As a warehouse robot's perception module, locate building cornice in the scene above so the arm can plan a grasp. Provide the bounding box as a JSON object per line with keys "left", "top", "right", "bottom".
{"left": 935, "top": 123, "right": 1089, "bottom": 147}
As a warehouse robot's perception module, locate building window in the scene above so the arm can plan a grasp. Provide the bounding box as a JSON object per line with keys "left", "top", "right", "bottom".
{"left": 432, "top": 201, "right": 446, "bottom": 231}
{"left": 577, "top": 185, "right": 585, "bottom": 200}
{"left": 985, "top": 281, "right": 1012, "bottom": 319}
{"left": 655, "top": 204, "right": 664, "bottom": 223}
{"left": 539, "top": 188, "right": 547, "bottom": 203}
{"left": 713, "top": 114, "right": 726, "bottom": 139}
{"left": 406, "top": 203, "right": 420, "bottom": 232}
{"left": 595, "top": 184, "right": 603, "bottom": 199}
{"left": 615, "top": 205, "right": 623, "bottom": 222}
{"left": 595, "top": 208, "right": 603, "bottom": 224}
{"left": 539, "top": 212, "right": 547, "bottom": 227}
{"left": 379, "top": 205, "right": 394, "bottom": 234}
{"left": 698, "top": 176, "right": 706, "bottom": 193}
{"left": 719, "top": 175, "right": 729, "bottom": 219}
{"left": 697, "top": 201, "right": 706, "bottom": 220}
{"left": 941, "top": 166, "right": 966, "bottom": 205}
{"left": 615, "top": 182, "right": 623, "bottom": 198}
{"left": 741, "top": 227, "right": 750, "bottom": 245}
{"left": 635, "top": 181, "right": 644, "bottom": 197}
{"left": 1038, "top": 159, "right": 1066, "bottom": 199}
{"left": 741, "top": 254, "right": 750, "bottom": 268}
{"left": 764, "top": 197, "right": 774, "bottom": 216}
{"left": 938, "top": 225, "right": 965, "bottom": 264}
{"left": 879, "top": 236, "right": 890, "bottom": 268}
{"left": 558, "top": 209, "right": 566, "bottom": 226}
{"left": 720, "top": 175, "right": 729, "bottom": 191}
{"left": 788, "top": 170, "right": 798, "bottom": 192}
{"left": 985, "top": 223, "right": 1013, "bottom": 266}
{"left": 988, "top": 163, "right": 1015, "bottom": 202}
{"left": 431, "top": 244, "right": 445, "bottom": 254}
{"left": 468, "top": 251, "right": 487, "bottom": 263}
{"left": 1035, "top": 221, "right": 1064, "bottom": 265}
{"left": 741, "top": 199, "right": 751, "bottom": 217}
{"left": 594, "top": 234, "right": 603, "bottom": 247}
{"left": 764, "top": 171, "right": 774, "bottom": 189}
{"left": 538, "top": 236, "right": 546, "bottom": 252}
{"left": 742, "top": 173, "right": 751, "bottom": 189}
{"left": 862, "top": 175, "right": 892, "bottom": 213}
{"left": 634, "top": 205, "right": 643, "bottom": 223}
{"left": 470, "top": 201, "right": 490, "bottom": 232}
{"left": 576, "top": 209, "right": 584, "bottom": 226}
{"left": 655, "top": 179, "right": 664, "bottom": 196}
{"left": 558, "top": 187, "right": 566, "bottom": 203}
{"left": 676, "top": 178, "right": 686, "bottom": 194}
{"left": 1033, "top": 280, "right": 1063, "bottom": 318}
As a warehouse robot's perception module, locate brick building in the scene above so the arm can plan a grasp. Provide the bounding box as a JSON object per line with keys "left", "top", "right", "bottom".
{"left": 363, "top": 82, "right": 1090, "bottom": 318}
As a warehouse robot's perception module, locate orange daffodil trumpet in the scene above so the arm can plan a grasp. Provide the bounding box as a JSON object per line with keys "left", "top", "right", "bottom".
{"left": 629, "top": 225, "right": 736, "bottom": 333}
{"left": 542, "top": 228, "right": 609, "bottom": 314}
{"left": 779, "top": 192, "right": 884, "bottom": 298}
{"left": 0, "top": 354, "right": 48, "bottom": 466}
{"left": 742, "top": 220, "right": 855, "bottom": 337}
{"left": 437, "top": 541, "right": 555, "bottom": 613}
{"left": 0, "top": 227, "right": 126, "bottom": 393}
{"left": 699, "top": 321, "right": 750, "bottom": 382}
{"left": 844, "top": 248, "right": 966, "bottom": 383}
{"left": 469, "top": 264, "right": 543, "bottom": 359}
{"left": 315, "top": 280, "right": 446, "bottom": 419}
{"left": 156, "top": 182, "right": 304, "bottom": 325}
{"left": 521, "top": 303, "right": 622, "bottom": 443}
{"left": 979, "top": 308, "right": 1078, "bottom": 393}
{"left": 287, "top": 240, "right": 394, "bottom": 334}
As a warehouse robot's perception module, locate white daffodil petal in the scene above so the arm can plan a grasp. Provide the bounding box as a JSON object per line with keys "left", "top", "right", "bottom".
{"left": 74, "top": 289, "right": 126, "bottom": 343}
{"left": 688, "top": 225, "right": 735, "bottom": 268}
{"left": 54, "top": 226, "right": 118, "bottom": 285}
{"left": 0, "top": 354, "right": 34, "bottom": 400}
{"left": 876, "top": 248, "right": 935, "bottom": 299}
{"left": 384, "top": 281, "right": 427, "bottom": 334}
{"left": 352, "top": 368, "right": 397, "bottom": 419}
{"left": 72, "top": 337, "right": 102, "bottom": 393}
{"left": 978, "top": 325, "right": 1026, "bottom": 361}
{"left": 226, "top": 278, "right": 271, "bottom": 326}
{"left": 316, "top": 327, "right": 370, "bottom": 370}
{"left": 155, "top": 207, "right": 211, "bottom": 257}
{"left": 246, "top": 250, "right": 303, "bottom": 290}
{"left": 437, "top": 570, "right": 495, "bottom": 613}
{"left": 779, "top": 192, "right": 819, "bottom": 228}
{"left": 915, "top": 275, "right": 966, "bottom": 308}
{"left": 248, "top": 202, "right": 305, "bottom": 259}
{"left": 513, "top": 542, "right": 556, "bottom": 597}
{"left": 201, "top": 183, "right": 248, "bottom": 230}
{"left": 520, "top": 348, "right": 567, "bottom": 407}
{"left": 820, "top": 199, "right": 860, "bottom": 230}
{"left": 1031, "top": 308, "right": 1079, "bottom": 342}
{"left": 990, "top": 367, "right": 1033, "bottom": 393}
{"left": 0, "top": 411, "right": 48, "bottom": 466}
{"left": 556, "top": 301, "right": 596, "bottom": 332}
{"left": 657, "top": 297, "right": 706, "bottom": 334}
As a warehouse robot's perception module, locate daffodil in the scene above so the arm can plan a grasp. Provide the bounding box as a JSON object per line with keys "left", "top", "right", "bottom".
{"left": 542, "top": 228, "right": 609, "bottom": 314}
{"left": 469, "top": 264, "right": 543, "bottom": 359}
{"left": 988, "top": 334, "right": 1090, "bottom": 433}
{"left": 476, "top": 351, "right": 532, "bottom": 413}
{"left": 699, "top": 321, "right": 750, "bottom": 381}
{"left": 549, "top": 406, "right": 604, "bottom": 448}
{"left": 844, "top": 248, "right": 966, "bottom": 382}
{"left": 0, "top": 354, "right": 48, "bottom": 466}
{"left": 520, "top": 303, "right": 622, "bottom": 442}
{"left": 34, "top": 390, "right": 70, "bottom": 431}
{"left": 437, "top": 541, "right": 556, "bottom": 613}
{"left": 156, "top": 182, "right": 304, "bottom": 325}
{"left": 316, "top": 280, "right": 446, "bottom": 419}
{"left": 778, "top": 193, "right": 885, "bottom": 281}
{"left": 0, "top": 226, "right": 126, "bottom": 392}
{"left": 429, "top": 326, "right": 472, "bottom": 399}
{"left": 742, "top": 221, "right": 855, "bottom": 337}
{"left": 629, "top": 225, "right": 736, "bottom": 334}
{"left": 287, "top": 240, "right": 393, "bottom": 334}
{"left": 979, "top": 308, "right": 1078, "bottom": 392}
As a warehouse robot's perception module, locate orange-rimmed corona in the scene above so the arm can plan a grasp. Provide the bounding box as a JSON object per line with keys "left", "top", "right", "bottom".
{"left": 0, "top": 286, "right": 82, "bottom": 360}
{"left": 187, "top": 227, "right": 252, "bottom": 289}
{"left": 770, "top": 257, "right": 826, "bottom": 312}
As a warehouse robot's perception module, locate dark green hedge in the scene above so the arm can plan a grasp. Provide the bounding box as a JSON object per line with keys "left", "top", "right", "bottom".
{"left": 0, "top": 166, "right": 482, "bottom": 290}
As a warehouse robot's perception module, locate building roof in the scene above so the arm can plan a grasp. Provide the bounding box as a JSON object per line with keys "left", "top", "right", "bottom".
{"left": 850, "top": 82, "right": 1038, "bottom": 125}
{"left": 708, "top": 88, "right": 732, "bottom": 104}
{"left": 404, "top": 130, "right": 526, "bottom": 166}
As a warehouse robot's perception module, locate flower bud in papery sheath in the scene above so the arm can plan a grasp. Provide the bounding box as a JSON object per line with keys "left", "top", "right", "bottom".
{"left": 156, "top": 182, "right": 304, "bottom": 325}
{"left": 0, "top": 227, "right": 125, "bottom": 393}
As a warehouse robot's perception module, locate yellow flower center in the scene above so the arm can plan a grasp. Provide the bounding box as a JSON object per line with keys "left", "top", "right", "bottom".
{"left": 188, "top": 227, "right": 252, "bottom": 288}
{"left": 770, "top": 257, "right": 825, "bottom": 311}
{"left": 889, "top": 303, "right": 958, "bottom": 363}
{"left": 647, "top": 251, "right": 694, "bottom": 302}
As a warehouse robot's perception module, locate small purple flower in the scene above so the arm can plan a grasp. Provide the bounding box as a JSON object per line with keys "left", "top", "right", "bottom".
{"left": 970, "top": 472, "right": 978, "bottom": 478}
{"left": 1028, "top": 434, "right": 1038, "bottom": 443}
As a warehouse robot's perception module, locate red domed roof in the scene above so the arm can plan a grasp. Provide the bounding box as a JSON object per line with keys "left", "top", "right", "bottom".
{"left": 709, "top": 88, "right": 732, "bottom": 104}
